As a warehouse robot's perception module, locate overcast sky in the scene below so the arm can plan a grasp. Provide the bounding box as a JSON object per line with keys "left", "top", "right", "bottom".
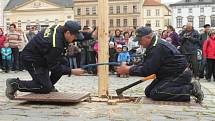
{"left": 161, "top": 0, "right": 181, "bottom": 4}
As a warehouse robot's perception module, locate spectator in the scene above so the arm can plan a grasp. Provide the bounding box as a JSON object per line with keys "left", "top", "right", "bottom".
{"left": 123, "top": 31, "right": 130, "bottom": 45}
{"left": 26, "top": 26, "right": 36, "bottom": 42}
{"left": 199, "top": 24, "right": 211, "bottom": 78}
{"left": 203, "top": 30, "right": 215, "bottom": 82}
{"left": 117, "top": 45, "right": 130, "bottom": 77}
{"left": 166, "top": 25, "right": 180, "bottom": 48}
{"left": 1, "top": 42, "right": 12, "bottom": 73}
{"left": 179, "top": 23, "right": 200, "bottom": 79}
{"left": 161, "top": 30, "right": 168, "bottom": 39}
{"left": 109, "top": 41, "right": 116, "bottom": 74}
{"left": 110, "top": 29, "right": 124, "bottom": 45}
{"left": 67, "top": 43, "right": 80, "bottom": 69}
{"left": 6, "top": 24, "right": 22, "bottom": 71}
{"left": 17, "top": 28, "right": 27, "bottom": 71}
{"left": 117, "top": 46, "right": 130, "bottom": 63}
{"left": 0, "top": 28, "right": 6, "bottom": 70}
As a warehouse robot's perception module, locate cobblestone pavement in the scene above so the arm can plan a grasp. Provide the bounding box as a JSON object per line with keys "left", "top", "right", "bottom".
{"left": 0, "top": 71, "right": 215, "bottom": 121}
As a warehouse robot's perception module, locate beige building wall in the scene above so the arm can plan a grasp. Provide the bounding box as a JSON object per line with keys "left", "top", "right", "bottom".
{"left": 74, "top": 0, "right": 141, "bottom": 31}
{"left": 142, "top": 5, "right": 171, "bottom": 30}
{"left": 4, "top": 0, "right": 74, "bottom": 31}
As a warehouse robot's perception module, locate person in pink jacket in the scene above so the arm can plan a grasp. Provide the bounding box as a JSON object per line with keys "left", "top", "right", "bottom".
{"left": 203, "top": 30, "right": 215, "bottom": 82}
{"left": 0, "top": 28, "right": 6, "bottom": 69}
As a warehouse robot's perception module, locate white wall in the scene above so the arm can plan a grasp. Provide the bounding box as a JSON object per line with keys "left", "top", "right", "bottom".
{"left": 0, "top": 0, "right": 9, "bottom": 27}
{"left": 172, "top": 4, "right": 215, "bottom": 32}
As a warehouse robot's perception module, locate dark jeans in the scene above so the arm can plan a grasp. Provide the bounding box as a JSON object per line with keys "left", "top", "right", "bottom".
{"left": 19, "top": 52, "right": 24, "bottom": 70}
{"left": 68, "top": 56, "right": 77, "bottom": 69}
{"left": 11, "top": 48, "right": 19, "bottom": 70}
{"left": 16, "top": 61, "right": 63, "bottom": 93}
{"left": 206, "top": 58, "right": 215, "bottom": 81}
{"left": 2, "top": 59, "right": 11, "bottom": 72}
{"left": 185, "top": 54, "right": 199, "bottom": 78}
{"left": 199, "top": 58, "right": 207, "bottom": 78}
{"left": 145, "top": 69, "right": 192, "bottom": 102}
{"left": 0, "top": 53, "right": 2, "bottom": 69}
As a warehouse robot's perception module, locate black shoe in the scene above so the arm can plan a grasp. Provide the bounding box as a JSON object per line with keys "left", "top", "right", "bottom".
{"left": 51, "top": 87, "right": 59, "bottom": 92}
{"left": 191, "top": 80, "right": 204, "bottom": 103}
{"left": 5, "top": 78, "right": 19, "bottom": 100}
{"left": 207, "top": 79, "right": 211, "bottom": 82}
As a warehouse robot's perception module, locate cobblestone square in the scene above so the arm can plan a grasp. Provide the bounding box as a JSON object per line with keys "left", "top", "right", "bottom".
{"left": 0, "top": 72, "right": 215, "bottom": 121}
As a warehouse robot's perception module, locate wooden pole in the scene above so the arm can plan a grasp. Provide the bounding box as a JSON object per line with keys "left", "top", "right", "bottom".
{"left": 98, "top": 0, "right": 109, "bottom": 97}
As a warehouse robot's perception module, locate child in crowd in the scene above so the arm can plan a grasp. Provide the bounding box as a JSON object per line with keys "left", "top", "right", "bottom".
{"left": 117, "top": 45, "right": 130, "bottom": 77}
{"left": 1, "top": 42, "right": 12, "bottom": 73}
{"left": 109, "top": 41, "right": 116, "bottom": 74}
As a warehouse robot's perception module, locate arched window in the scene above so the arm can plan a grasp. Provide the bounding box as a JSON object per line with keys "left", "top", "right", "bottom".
{"left": 187, "top": 16, "right": 194, "bottom": 25}
{"left": 176, "top": 16, "right": 183, "bottom": 28}
{"left": 199, "top": 15, "right": 205, "bottom": 27}
{"left": 211, "top": 15, "right": 215, "bottom": 27}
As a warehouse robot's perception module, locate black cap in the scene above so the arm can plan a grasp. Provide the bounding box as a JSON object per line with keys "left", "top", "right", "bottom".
{"left": 64, "top": 21, "right": 84, "bottom": 41}
{"left": 133, "top": 27, "right": 152, "bottom": 42}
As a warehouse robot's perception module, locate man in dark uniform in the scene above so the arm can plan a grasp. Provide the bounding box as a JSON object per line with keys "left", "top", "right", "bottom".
{"left": 6, "top": 21, "right": 85, "bottom": 100}
{"left": 116, "top": 27, "right": 204, "bottom": 103}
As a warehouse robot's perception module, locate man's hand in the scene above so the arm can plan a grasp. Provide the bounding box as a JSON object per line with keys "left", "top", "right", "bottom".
{"left": 116, "top": 62, "right": 131, "bottom": 75}
{"left": 71, "top": 68, "right": 85, "bottom": 76}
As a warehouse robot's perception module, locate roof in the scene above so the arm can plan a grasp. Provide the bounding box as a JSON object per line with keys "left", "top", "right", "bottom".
{"left": 143, "top": 0, "right": 161, "bottom": 6}
{"left": 170, "top": 0, "right": 215, "bottom": 7}
{"left": 4, "top": 0, "right": 74, "bottom": 11}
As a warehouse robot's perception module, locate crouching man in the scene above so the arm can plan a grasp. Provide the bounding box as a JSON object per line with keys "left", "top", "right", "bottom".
{"left": 116, "top": 27, "right": 204, "bottom": 103}
{"left": 6, "top": 21, "right": 85, "bottom": 99}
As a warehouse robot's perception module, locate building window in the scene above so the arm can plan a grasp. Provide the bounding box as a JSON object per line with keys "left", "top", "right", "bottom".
{"left": 178, "top": 8, "right": 181, "bottom": 14}
{"left": 110, "top": 19, "right": 113, "bottom": 27}
{"left": 200, "top": 7, "right": 204, "bottom": 13}
{"left": 187, "top": 16, "right": 194, "bottom": 25}
{"left": 67, "top": 16, "right": 72, "bottom": 20}
{"left": 165, "top": 19, "right": 170, "bottom": 26}
{"left": 123, "top": 19, "right": 127, "bottom": 27}
{"left": 86, "top": 20, "right": 90, "bottom": 26}
{"left": 211, "top": 16, "right": 215, "bottom": 27}
{"left": 155, "top": 20, "right": 160, "bottom": 27}
{"left": 86, "top": 8, "right": 90, "bottom": 15}
{"left": 45, "top": 19, "right": 49, "bottom": 25}
{"left": 147, "top": 10, "right": 151, "bottom": 16}
{"left": 133, "top": 5, "right": 137, "bottom": 13}
{"left": 123, "top": 6, "right": 128, "bottom": 13}
{"left": 176, "top": 17, "right": 183, "bottom": 28}
{"left": 116, "top": 19, "right": 120, "bottom": 27}
{"left": 6, "top": 22, "right": 10, "bottom": 30}
{"left": 212, "top": 7, "right": 215, "bottom": 12}
{"left": 156, "top": 9, "right": 160, "bottom": 16}
{"left": 189, "top": 8, "right": 192, "bottom": 13}
{"left": 55, "top": 19, "right": 58, "bottom": 24}
{"left": 77, "top": 8, "right": 81, "bottom": 15}
{"left": 199, "top": 0, "right": 203, "bottom": 1}
{"left": 92, "top": 7, "right": 96, "bottom": 15}
{"left": 27, "top": 20, "right": 31, "bottom": 25}
{"left": 116, "top": 6, "right": 120, "bottom": 14}
{"left": 186, "top": 0, "right": 191, "bottom": 2}
{"left": 147, "top": 20, "right": 151, "bottom": 25}
{"left": 109, "top": 6, "right": 113, "bottom": 14}
{"left": 92, "top": 20, "right": 96, "bottom": 26}
{"left": 133, "top": 19, "right": 137, "bottom": 27}
{"left": 18, "top": 20, "right": 21, "bottom": 28}
{"left": 199, "top": 16, "right": 205, "bottom": 27}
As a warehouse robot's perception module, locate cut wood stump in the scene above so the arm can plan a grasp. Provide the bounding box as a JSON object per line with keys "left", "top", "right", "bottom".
{"left": 14, "top": 92, "right": 90, "bottom": 103}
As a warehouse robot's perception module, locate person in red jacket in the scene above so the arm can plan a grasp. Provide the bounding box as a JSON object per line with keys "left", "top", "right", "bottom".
{"left": 0, "top": 28, "right": 6, "bottom": 70}
{"left": 203, "top": 30, "right": 215, "bottom": 82}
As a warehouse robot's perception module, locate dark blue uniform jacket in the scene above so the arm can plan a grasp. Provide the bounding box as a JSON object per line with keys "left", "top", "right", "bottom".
{"left": 129, "top": 36, "right": 188, "bottom": 80}
{"left": 21, "top": 25, "right": 71, "bottom": 75}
